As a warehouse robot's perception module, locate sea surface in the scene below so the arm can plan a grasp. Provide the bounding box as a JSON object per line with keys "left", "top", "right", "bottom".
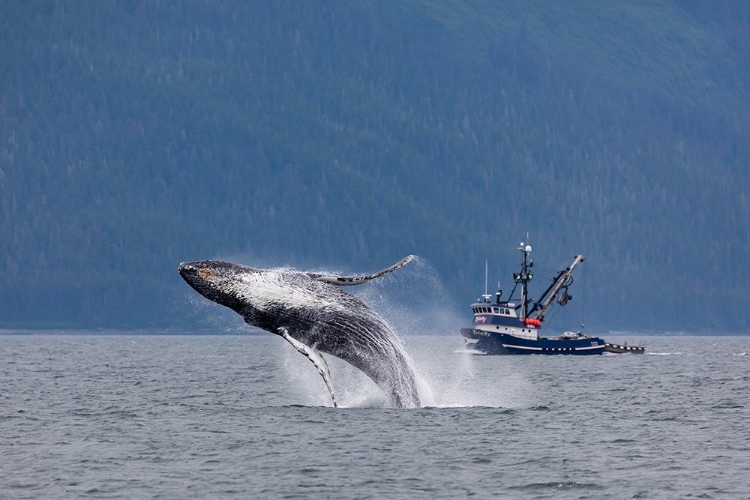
{"left": 1, "top": 334, "right": 749, "bottom": 499}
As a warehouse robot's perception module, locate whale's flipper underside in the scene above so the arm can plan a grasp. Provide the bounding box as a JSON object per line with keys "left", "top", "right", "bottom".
{"left": 308, "top": 255, "right": 414, "bottom": 286}
{"left": 278, "top": 327, "right": 338, "bottom": 408}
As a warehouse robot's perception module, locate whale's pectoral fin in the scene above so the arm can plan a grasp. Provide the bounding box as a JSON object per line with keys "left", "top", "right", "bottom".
{"left": 278, "top": 327, "right": 338, "bottom": 408}
{"left": 308, "top": 255, "right": 414, "bottom": 286}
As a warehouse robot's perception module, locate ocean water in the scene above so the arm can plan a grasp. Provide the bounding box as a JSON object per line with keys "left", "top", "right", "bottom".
{"left": 1, "top": 334, "right": 749, "bottom": 499}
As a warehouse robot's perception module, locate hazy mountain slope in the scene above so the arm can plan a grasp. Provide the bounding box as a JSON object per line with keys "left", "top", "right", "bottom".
{"left": 1, "top": 1, "right": 748, "bottom": 330}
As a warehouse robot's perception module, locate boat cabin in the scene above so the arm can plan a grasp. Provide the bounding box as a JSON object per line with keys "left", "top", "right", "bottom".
{"left": 471, "top": 297, "right": 539, "bottom": 340}
{"left": 471, "top": 303, "right": 517, "bottom": 318}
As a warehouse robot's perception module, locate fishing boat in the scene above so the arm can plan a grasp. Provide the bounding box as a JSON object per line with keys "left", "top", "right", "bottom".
{"left": 460, "top": 241, "right": 606, "bottom": 355}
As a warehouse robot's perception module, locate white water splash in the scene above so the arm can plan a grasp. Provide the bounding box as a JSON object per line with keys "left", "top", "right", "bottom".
{"left": 346, "top": 392, "right": 388, "bottom": 408}
{"left": 278, "top": 338, "right": 387, "bottom": 408}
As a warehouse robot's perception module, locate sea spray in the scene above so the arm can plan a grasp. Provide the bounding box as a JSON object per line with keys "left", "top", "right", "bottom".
{"left": 353, "top": 255, "right": 489, "bottom": 407}
{"left": 353, "top": 257, "right": 539, "bottom": 408}
{"left": 280, "top": 342, "right": 386, "bottom": 407}
{"left": 352, "top": 255, "right": 464, "bottom": 338}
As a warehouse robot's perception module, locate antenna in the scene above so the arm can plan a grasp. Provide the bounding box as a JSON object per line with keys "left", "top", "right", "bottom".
{"left": 484, "top": 260, "right": 488, "bottom": 295}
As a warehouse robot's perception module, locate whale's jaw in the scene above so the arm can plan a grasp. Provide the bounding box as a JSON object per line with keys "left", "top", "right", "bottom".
{"left": 178, "top": 260, "right": 255, "bottom": 314}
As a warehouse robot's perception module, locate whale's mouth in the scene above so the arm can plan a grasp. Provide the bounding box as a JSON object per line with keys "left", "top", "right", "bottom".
{"left": 179, "top": 260, "right": 273, "bottom": 318}
{"left": 179, "top": 261, "right": 213, "bottom": 295}
{"left": 178, "top": 261, "right": 201, "bottom": 276}
{"left": 178, "top": 261, "right": 212, "bottom": 290}
{"left": 178, "top": 260, "right": 251, "bottom": 313}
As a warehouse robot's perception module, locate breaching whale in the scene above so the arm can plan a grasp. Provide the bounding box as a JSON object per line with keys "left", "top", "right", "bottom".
{"left": 178, "top": 256, "right": 420, "bottom": 408}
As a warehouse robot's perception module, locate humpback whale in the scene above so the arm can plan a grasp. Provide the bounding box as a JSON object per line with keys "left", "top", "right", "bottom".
{"left": 178, "top": 256, "right": 420, "bottom": 408}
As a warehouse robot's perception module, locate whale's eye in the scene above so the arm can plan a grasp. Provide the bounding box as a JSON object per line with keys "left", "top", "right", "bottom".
{"left": 199, "top": 268, "right": 212, "bottom": 279}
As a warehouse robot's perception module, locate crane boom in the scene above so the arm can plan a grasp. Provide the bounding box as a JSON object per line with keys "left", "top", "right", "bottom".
{"left": 532, "top": 254, "right": 585, "bottom": 322}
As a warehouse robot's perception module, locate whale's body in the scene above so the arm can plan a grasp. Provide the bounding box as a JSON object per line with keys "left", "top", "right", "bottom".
{"left": 178, "top": 257, "right": 420, "bottom": 408}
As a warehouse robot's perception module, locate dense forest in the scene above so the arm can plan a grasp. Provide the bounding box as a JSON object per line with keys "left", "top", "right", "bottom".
{"left": 1, "top": 1, "right": 749, "bottom": 332}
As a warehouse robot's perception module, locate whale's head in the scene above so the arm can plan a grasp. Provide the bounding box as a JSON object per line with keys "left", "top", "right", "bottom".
{"left": 178, "top": 260, "right": 260, "bottom": 316}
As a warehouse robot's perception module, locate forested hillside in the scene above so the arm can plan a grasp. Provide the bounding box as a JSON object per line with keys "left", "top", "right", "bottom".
{"left": 2, "top": 1, "right": 749, "bottom": 332}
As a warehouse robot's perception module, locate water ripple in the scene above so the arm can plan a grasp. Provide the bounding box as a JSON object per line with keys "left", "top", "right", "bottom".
{"left": 1, "top": 334, "right": 750, "bottom": 499}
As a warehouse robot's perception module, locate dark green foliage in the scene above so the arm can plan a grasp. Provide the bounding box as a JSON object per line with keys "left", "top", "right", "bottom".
{"left": 1, "top": 0, "right": 748, "bottom": 331}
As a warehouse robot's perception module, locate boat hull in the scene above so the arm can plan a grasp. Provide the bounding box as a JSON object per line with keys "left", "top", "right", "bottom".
{"left": 604, "top": 342, "right": 645, "bottom": 354}
{"left": 460, "top": 328, "right": 605, "bottom": 355}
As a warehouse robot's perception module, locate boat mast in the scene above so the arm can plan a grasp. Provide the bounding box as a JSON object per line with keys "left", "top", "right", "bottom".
{"left": 514, "top": 242, "right": 533, "bottom": 320}
{"left": 481, "top": 260, "right": 492, "bottom": 303}
{"left": 484, "top": 260, "right": 489, "bottom": 295}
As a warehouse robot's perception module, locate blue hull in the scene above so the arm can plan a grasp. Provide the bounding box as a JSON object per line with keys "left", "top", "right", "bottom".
{"left": 460, "top": 328, "right": 605, "bottom": 355}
